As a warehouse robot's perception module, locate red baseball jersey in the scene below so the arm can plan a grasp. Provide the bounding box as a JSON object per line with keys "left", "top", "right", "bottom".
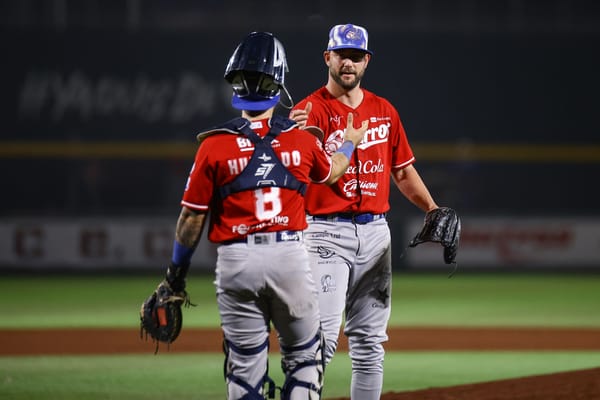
{"left": 181, "top": 118, "right": 333, "bottom": 243}
{"left": 295, "top": 87, "right": 415, "bottom": 215}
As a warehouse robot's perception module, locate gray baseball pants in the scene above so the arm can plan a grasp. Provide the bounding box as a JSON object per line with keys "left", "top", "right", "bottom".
{"left": 305, "top": 217, "right": 392, "bottom": 400}
{"left": 215, "top": 237, "right": 321, "bottom": 399}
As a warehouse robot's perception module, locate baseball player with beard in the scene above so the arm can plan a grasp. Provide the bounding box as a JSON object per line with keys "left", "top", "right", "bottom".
{"left": 159, "top": 32, "right": 367, "bottom": 399}
{"left": 290, "top": 24, "right": 442, "bottom": 399}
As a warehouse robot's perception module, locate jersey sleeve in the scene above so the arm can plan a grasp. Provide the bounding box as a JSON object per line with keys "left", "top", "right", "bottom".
{"left": 180, "top": 139, "right": 215, "bottom": 211}
{"left": 388, "top": 102, "right": 416, "bottom": 169}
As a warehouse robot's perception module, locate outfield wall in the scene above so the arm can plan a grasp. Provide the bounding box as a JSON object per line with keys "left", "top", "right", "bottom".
{"left": 1, "top": 217, "right": 598, "bottom": 271}
{"left": 0, "top": 217, "right": 216, "bottom": 271}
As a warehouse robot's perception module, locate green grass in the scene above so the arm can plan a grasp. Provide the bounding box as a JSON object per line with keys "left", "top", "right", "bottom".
{"left": 0, "top": 275, "right": 219, "bottom": 328}
{"left": 1, "top": 272, "right": 599, "bottom": 399}
{"left": 326, "top": 351, "right": 600, "bottom": 397}
{"left": 1, "top": 272, "right": 599, "bottom": 328}
{"left": 389, "top": 273, "right": 600, "bottom": 327}
{"left": 2, "top": 352, "right": 600, "bottom": 399}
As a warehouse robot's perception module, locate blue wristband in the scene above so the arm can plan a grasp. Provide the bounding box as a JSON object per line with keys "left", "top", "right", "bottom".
{"left": 336, "top": 140, "right": 355, "bottom": 160}
{"left": 172, "top": 240, "right": 194, "bottom": 266}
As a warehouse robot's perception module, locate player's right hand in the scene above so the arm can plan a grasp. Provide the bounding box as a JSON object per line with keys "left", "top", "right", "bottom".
{"left": 343, "top": 112, "right": 368, "bottom": 147}
{"left": 289, "top": 101, "right": 312, "bottom": 128}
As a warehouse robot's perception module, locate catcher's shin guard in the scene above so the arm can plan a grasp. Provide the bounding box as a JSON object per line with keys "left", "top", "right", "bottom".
{"left": 280, "top": 333, "right": 325, "bottom": 400}
{"left": 223, "top": 337, "right": 276, "bottom": 399}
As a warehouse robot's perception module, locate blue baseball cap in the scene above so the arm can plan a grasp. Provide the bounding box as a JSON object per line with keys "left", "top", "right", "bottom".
{"left": 326, "top": 24, "right": 373, "bottom": 55}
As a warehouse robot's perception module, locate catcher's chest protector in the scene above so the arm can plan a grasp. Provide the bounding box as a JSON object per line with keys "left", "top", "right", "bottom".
{"left": 218, "top": 115, "right": 306, "bottom": 199}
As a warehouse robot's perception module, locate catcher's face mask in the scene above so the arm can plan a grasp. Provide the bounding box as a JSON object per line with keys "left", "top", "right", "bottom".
{"left": 225, "top": 31, "right": 292, "bottom": 111}
{"left": 230, "top": 71, "right": 280, "bottom": 99}
{"left": 229, "top": 71, "right": 281, "bottom": 111}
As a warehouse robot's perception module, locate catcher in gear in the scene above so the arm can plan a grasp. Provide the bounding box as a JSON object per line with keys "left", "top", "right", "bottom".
{"left": 409, "top": 207, "right": 462, "bottom": 272}
{"left": 140, "top": 31, "right": 367, "bottom": 400}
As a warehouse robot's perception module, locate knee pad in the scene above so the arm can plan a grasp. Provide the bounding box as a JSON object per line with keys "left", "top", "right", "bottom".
{"left": 280, "top": 332, "right": 325, "bottom": 400}
{"left": 223, "top": 337, "right": 276, "bottom": 399}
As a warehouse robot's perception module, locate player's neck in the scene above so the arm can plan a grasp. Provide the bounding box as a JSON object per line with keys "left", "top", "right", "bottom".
{"left": 326, "top": 82, "right": 363, "bottom": 109}
{"left": 242, "top": 108, "right": 274, "bottom": 121}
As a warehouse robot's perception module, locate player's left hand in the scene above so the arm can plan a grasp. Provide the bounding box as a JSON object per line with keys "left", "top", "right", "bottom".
{"left": 409, "top": 207, "right": 461, "bottom": 265}
{"left": 289, "top": 101, "right": 312, "bottom": 128}
{"left": 140, "top": 279, "right": 194, "bottom": 352}
{"left": 342, "top": 112, "right": 369, "bottom": 147}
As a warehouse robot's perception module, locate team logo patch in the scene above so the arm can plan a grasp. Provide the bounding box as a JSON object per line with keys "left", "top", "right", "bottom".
{"left": 255, "top": 153, "right": 275, "bottom": 179}
{"left": 324, "top": 131, "right": 344, "bottom": 155}
{"left": 250, "top": 121, "right": 264, "bottom": 129}
{"left": 317, "top": 245, "right": 335, "bottom": 259}
{"left": 371, "top": 288, "right": 390, "bottom": 308}
{"left": 321, "top": 274, "right": 336, "bottom": 293}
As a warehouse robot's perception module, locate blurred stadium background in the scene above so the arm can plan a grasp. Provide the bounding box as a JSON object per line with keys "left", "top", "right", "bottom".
{"left": 1, "top": 0, "right": 599, "bottom": 272}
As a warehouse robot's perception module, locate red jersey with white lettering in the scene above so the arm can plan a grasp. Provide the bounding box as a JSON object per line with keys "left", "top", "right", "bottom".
{"left": 181, "top": 118, "right": 333, "bottom": 243}
{"left": 295, "top": 87, "right": 415, "bottom": 215}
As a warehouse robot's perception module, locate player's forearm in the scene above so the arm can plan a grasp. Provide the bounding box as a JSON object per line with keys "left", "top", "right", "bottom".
{"left": 174, "top": 207, "right": 207, "bottom": 250}
{"left": 392, "top": 165, "right": 438, "bottom": 212}
{"left": 323, "top": 112, "right": 368, "bottom": 184}
{"left": 326, "top": 152, "right": 352, "bottom": 184}
{"left": 165, "top": 207, "right": 207, "bottom": 292}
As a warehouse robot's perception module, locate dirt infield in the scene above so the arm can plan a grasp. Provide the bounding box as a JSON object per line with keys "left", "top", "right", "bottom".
{"left": 358, "top": 367, "right": 600, "bottom": 400}
{"left": 2, "top": 326, "right": 600, "bottom": 399}
{"left": 3, "top": 326, "right": 600, "bottom": 355}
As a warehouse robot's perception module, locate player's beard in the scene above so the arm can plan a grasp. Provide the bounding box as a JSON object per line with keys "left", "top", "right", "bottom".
{"left": 330, "top": 67, "right": 364, "bottom": 91}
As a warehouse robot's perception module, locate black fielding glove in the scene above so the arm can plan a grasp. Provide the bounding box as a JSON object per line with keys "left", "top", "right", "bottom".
{"left": 140, "top": 262, "right": 194, "bottom": 353}
{"left": 409, "top": 207, "right": 461, "bottom": 265}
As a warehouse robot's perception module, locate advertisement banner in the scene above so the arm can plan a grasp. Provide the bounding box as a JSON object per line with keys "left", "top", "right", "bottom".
{"left": 404, "top": 217, "right": 600, "bottom": 269}
{"left": 0, "top": 217, "right": 217, "bottom": 270}
{"left": 2, "top": 216, "right": 599, "bottom": 271}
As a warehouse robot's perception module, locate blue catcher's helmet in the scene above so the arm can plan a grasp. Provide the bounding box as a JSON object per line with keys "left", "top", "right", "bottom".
{"left": 225, "top": 32, "right": 289, "bottom": 111}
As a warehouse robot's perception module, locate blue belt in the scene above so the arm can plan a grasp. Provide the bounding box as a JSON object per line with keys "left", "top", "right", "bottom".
{"left": 309, "top": 213, "right": 386, "bottom": 224}
{"left": 222, "top": 230, "right": 303, "bottom": 245}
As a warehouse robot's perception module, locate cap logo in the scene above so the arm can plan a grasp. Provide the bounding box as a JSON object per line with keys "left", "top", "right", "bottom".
{"left": 346, "top": 29, "right": 361, "bottom": 41}
{"left": 327, "top": 24, "right": 372, "bottom": 54}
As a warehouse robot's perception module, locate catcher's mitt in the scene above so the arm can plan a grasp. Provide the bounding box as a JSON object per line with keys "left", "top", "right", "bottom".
{"left": 140, "top": 280, "right": 192, "bottom": 353}
{"left": 409, "top": 207, "right": 461, "bottom": 266}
